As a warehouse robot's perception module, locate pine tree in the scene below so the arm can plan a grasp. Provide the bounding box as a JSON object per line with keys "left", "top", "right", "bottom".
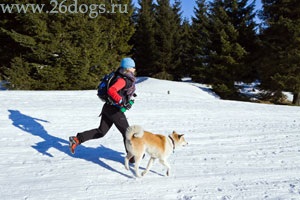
{"left": 1, "top": 0, "right": 135, "bottom": 90}
{"left": 0, "top": 0, "right": 21, "bottom": 83}
{"left": 133, "top": 0, "right": 157, "bottom": 76}
{"left": 169, "top": 0, "right": 191, "bottom": 80}
{"left": 104, "top": 0, "right": 135, "bottom": 67}
{"left": 3, "top": 9, "right": 104, "bottom": 90}
{"left": 175, "top": 18, "right": 194, "bottom": 80}
{"left": 201, "top": 0, "right": 258, "bottom": 99}
{"left": 57, "top": 11, "right": 110, "bottom": 90}
{"left": 1, "top": 1, "right": 59, "bottom": 89}
{"left": 225, "top": 0, "right": 258, "bottom": 82}
{"left": 191, "top": 0, "right": 210, "bottom": 82}
{"left": 259, "top": 0, "right": 300, "bottom": 105}
{"left": 153, "top": 0, "right": 178, "bottom": 80}
{"left": 207, "top": 0, "right": 247, "bottom": 98}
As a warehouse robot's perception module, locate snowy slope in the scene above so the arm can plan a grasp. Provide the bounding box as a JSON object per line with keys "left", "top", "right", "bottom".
{"left": 1, "top": 77, "right": 300, "bottom": 200}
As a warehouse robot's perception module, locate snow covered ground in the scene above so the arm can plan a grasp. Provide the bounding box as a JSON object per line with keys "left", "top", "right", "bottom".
{"left": 235, "top": 81, "right": 294, "bottom": 102}
{"left": 1, "top": 77, "right": 300, "bottom": 200}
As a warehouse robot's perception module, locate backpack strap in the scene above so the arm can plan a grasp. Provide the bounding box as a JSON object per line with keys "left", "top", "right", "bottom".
{"left": 113, "top": 71, "right": 132, "bottom": 90}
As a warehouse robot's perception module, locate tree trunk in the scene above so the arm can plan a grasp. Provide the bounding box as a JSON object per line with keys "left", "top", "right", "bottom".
{"left": 292, "top": 92, "right": 300, "bottom": 106}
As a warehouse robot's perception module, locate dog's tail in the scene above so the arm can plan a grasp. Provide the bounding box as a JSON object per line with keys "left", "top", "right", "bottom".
{"left": 126, "top": 125, "right": 144, "bottom": 140}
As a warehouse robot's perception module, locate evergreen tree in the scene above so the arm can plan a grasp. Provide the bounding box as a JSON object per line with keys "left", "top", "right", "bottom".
{"left": 1, "top": 0, "right": 135, "bottom": 90}
{"left": 104, "top": 0, "right": 135, "bottom": 67}
{"left": 133, "top": 0, "right": 157, "bottom": 76}
{"left": 3, "top": 8, "right": 107, "bottom": 89}
{"left": 0, "top": 0, "right": 20, "bottom": 82}
{"left": 175, "top": 18, "right": 194, "bottom": 80}
{"left": 203, "top": 0, "right": 257, "bottom": 99}
{"left": 153, "top": 0, "right": 178, "bottom": 80}
{"left": 191, "top": 0, "right": 210, "bottom": 82}
{"left": 56, "top": 11, "right": 110, "bottom": 90}
{"left": 207, "top": 0, "right": 247, "bottom": 98}
{"left": 1, "top": 1, "right": 59, "bottom": 89}
{"left": 170, "top": 0, "right": 183, "bottom": 80}
{"left": 259, "top": 0, "right": 300, "bottom": 105}
{"left": 225, "top": 0, "right": 258, "bottom": 82}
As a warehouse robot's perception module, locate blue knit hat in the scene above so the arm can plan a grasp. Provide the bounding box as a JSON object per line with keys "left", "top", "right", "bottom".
{"left": 120, "top": 58, "right": 135, "bottom": 69}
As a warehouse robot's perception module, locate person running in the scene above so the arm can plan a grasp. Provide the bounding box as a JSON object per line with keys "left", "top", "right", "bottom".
{"left": 69, "top": 58, "right": 136, "bottom": 162}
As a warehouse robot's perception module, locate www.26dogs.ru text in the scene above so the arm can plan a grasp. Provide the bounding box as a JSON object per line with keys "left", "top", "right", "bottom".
{"left": 0, "top": 0, "right": 129, "bottom": 18}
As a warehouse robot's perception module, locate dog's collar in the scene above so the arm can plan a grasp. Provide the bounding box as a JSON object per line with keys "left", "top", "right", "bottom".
{"left": 168, "top": 135, "right": 175, "bottom": 152}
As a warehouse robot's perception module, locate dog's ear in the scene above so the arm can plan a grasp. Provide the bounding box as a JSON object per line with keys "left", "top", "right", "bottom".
{"left": 172, "top": 131, "right": 176, "bottom": 134}
{"left": 178, "top": 134, "right": 184, "bottom": 139}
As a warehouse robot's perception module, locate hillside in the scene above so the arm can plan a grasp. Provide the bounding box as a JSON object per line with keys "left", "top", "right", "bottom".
{"left": 1, "top": 78, "right": 300, "bottom": 200}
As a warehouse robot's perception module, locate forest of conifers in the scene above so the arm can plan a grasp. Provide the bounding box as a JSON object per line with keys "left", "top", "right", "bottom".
{"left": 0, "top": 0, "right": 299, "bottom": 105}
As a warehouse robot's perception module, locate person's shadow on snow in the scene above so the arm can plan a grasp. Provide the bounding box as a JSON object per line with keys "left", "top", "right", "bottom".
{"left": 8, "top": 109, "right": 131, "bottom": 178}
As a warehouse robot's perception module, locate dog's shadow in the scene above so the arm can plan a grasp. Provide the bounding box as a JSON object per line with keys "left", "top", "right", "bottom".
{"left": 8, "top": 109, "right": 132, "bottom": 178}
{"left": 72, "top": 145, "right": 132, "bottom": 178}
{"left": 127, "top": 159, "right": 165, "bottom": 177}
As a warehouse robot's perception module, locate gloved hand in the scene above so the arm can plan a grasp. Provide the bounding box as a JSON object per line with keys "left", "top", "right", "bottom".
{"left": 120, "top": 100, "right": 134, "bottom": 112}
{"left": 124, "top": 100, "right": 134, "bottom": 110}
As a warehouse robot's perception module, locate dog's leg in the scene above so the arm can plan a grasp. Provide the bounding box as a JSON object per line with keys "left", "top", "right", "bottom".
{"left": 142, "top": 157, "right": 155, "bottom": 176}
{"left": 125, "top": 152, "right": 133, "bottom": 170}
{"left": 134, "top": 155, "right": 143, "bottom": 177}
{"left": 159, "top": 159, "right": 171, "bottom": 176}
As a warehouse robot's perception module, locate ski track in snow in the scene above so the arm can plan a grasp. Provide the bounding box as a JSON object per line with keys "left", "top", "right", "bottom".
{"left": 1, "top": 77, "right": 300, "bottom": 200}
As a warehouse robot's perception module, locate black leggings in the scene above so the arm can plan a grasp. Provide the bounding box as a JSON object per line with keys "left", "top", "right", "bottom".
{"left": 76, "top": 103, "right": 129, "bottom": 149}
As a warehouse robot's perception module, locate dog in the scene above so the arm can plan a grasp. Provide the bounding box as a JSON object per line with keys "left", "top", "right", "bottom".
{"left": 124, "top": 125, "right": 188, "bottom": 177}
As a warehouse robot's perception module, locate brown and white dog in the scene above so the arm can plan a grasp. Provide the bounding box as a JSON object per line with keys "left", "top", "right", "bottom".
{"left": 124, "top": 125, "right": 188, "bottom": 177}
